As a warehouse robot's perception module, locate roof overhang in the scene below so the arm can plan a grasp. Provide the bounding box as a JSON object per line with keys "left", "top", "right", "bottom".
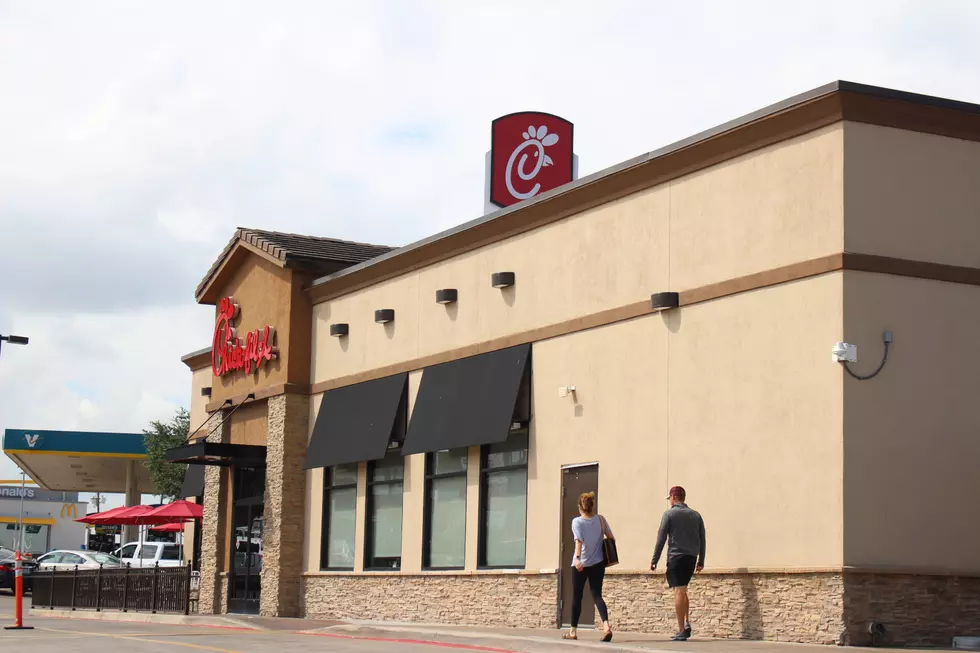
{"left": 2, "top": 429, "right": 153, "bottom": 493}
{"left": 196, "top": 229, "right": 385, "bottom": 305}
{"left": 197, "top": 237, "right": 285, "bottom": 306}
{"left": 182, "top": 346, "right": 212, "bottom": 371}
{"left": 307, "top": 80, "right": 980, "bottom": 303}
{"left": 165, "top": 441, "right": 267, "bottom": 467}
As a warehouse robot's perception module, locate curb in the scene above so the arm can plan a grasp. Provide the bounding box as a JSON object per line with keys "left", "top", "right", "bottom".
{"left": 28, "top": 608, "right": 261, "bottom": 630}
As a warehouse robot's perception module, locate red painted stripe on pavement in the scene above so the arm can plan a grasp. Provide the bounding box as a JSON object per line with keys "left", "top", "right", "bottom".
{"left": 302, "top": 631, "right": 523, "bottom": 653}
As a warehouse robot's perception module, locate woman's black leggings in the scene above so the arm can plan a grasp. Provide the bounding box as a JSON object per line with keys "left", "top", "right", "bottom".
{"left": 571, "top": 562, "right": 608, "bottom": 627}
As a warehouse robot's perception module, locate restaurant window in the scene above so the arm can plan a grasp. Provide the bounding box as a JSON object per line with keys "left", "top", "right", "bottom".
{"left": 320, "top": 463, "right": 358, "bottom": 570}
{"left": 479, "top": 429, "right": 529, "bottom": 568}
{"left": 365, "top": 451, "right": 404, "bottom": 570}
{"left": 423, "top": 448, "right": 468, "bottom": 569}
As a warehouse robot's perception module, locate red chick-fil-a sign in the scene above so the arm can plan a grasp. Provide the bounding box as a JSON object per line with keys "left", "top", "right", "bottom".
{"left": 211, "top": 296, "right": 278, "bottom": 377}
{"left": 489, "top": 112, "right": 574, "bottom": 208}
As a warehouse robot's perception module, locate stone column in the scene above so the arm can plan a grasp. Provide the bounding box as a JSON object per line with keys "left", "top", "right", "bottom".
{"left": 197, "top": 412, "right": 230, "bottom": 615}
{"left": 260, "top": 392, "right": 310, "bottom": 617}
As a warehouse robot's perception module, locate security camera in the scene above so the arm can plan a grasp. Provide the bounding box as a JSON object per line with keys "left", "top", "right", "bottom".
{"left": 832, "top": 342, "right": 857, "bottom": 363}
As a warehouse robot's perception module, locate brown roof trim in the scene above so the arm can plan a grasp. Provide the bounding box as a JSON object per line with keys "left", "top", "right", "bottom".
{"left": 308, "top": 252, "right": 980, "bottom": 395}
{"left": 181, "top": 346, "right": 213, "bottom": 371}
{"left": 307, "top": 80, "right": 980, "bottom": 304}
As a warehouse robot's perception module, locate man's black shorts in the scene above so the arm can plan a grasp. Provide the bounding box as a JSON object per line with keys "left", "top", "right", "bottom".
{"left": 666, "top": 555, "right": 697, "bottom": 588}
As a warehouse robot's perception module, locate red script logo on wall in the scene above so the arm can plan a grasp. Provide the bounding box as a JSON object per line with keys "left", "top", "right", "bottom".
{"left": 489, "top": 112, "right": 573, "bottom": 208}
{"left": 211, "top": 296, "right": 278, "bottom": 377}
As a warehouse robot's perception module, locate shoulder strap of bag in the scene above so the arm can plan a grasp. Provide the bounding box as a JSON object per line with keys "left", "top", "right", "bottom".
{"left": 599, "top": 514, "right": 612, "bottom": 538}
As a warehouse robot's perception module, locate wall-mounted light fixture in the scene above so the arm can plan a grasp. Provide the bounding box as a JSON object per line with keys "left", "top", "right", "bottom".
{"left": 374, "top": 309, "right": 395, "bottom": 324}
{"left": 650, "top": 292, "right": 679, "bottom": 312}
{"left": 436, "top": 289, "right": 458, "bottom": 305}
{"left": 491, "top": 272, "right": 516, "bottom": 289}
{"left": 330, "top": 323, "right": 349, "bottom": 337}
{"left": 558, "top": 385, "right": 576, "bottom": 398}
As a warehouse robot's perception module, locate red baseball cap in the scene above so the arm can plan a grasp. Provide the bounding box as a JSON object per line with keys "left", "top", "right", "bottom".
{"left": 667, "top": 486, "right": 686, "bottom": 500}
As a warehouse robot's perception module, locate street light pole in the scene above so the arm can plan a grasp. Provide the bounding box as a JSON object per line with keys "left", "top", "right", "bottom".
{"left": 2, "top": 335, "right": 33, "bottom": 630}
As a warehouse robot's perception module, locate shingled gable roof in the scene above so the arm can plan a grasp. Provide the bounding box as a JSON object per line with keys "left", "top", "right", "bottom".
{"left": 195, "top": 227, "right": 393, "bottom": 304}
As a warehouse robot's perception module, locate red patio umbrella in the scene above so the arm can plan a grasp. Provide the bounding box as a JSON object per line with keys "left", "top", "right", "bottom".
{"left": 138, "top": 500, "right": 203, "bottom": 525}
{"left": 75, "top": 505, "right": 130, "bottom": 524}
{"left": 150, "top": 522, "right": 187, "bottom": 533}
{"left": 94, "top": 504, "right": 155, "bottom": 525}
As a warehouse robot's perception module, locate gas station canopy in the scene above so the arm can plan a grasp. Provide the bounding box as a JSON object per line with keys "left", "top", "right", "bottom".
{"left": 2, "top": 429, "right": 154, "bottom": 493}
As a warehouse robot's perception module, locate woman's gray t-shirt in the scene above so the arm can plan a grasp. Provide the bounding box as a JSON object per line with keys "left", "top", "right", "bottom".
{"left": 571, "top": 515, "right": 605, "bottom": 568}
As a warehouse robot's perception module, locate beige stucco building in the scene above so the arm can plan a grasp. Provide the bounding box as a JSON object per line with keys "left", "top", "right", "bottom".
{"left": 172, "top": 81, "right": 980, "bottom": 646}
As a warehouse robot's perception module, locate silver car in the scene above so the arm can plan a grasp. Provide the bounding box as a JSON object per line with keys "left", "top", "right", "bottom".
{"left": 35, "top": 550, "right": 123, "bottom": 570}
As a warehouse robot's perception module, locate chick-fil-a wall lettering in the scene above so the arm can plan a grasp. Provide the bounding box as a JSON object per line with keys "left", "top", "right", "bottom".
{"left": 211, "top": 296, "right": 278, "bottom": 377}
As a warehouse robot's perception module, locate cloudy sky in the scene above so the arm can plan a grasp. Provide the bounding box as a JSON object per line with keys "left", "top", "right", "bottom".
{"left": 2, "top": 0, "right": 979, "bottom": 504}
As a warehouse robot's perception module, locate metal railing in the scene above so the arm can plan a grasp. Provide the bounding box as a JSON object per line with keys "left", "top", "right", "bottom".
{"left": 31, "top": 564, "right": 193, "bottom": 615}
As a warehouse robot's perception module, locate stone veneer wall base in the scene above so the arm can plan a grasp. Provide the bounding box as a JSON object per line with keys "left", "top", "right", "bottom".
{"left": 301, "top": 571, "right": 980, "bottom": 646}
{"left": 842, "top": 572, "right": 980, "bottom": 647}
{"left": 303, "top": 574, "right": 559, "bottom": 628}
{"left": 601, "top": 572, "right": 845, "bottom": 645}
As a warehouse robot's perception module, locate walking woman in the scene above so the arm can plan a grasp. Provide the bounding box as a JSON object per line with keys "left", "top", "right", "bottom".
{"left": 564, "top": 491, "right": 613, "bottom": 642}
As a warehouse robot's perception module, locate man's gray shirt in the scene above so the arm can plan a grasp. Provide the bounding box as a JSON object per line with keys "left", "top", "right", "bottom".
{"left": 651, "top": 503, "right": 706, "bottom": 567}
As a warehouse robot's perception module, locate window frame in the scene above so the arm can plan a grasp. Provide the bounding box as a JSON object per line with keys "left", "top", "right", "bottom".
{"left": 364, "top": 453, "right": 405, "bottom": 571}
{"left": 320, "top": 464, "right": 358, "bottom": 571}
{"left": 477, "top": 427, "right": 530, "bottom": 570}
{"left": 422, "top": 449, "right": 468, "bottom": 571}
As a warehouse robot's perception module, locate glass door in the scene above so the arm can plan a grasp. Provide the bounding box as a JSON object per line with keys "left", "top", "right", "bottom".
{"left": 228, "top": 466, "right": 265, "bottom": 614}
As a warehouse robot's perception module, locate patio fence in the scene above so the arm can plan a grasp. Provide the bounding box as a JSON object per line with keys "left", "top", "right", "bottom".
{"left": 31, "top": 564, "right": 193, "bottom": 615}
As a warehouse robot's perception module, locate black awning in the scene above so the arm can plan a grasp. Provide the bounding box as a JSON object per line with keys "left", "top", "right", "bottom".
{"left": 165, "top": 441, "right": 267, "bottom": 467}
{"left": 179, "top": 463, "right": 205, "bottom": 498}
{"left": 402, "top": 343, "right": 530, "bottom": 456}
{"left": 304, "top": 372, "right": 408, "bottom": 469}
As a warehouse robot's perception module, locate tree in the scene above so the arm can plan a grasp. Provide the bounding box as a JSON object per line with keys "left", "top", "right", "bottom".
{"left": 143, "top": 407, "right": 190, "bottom": 501}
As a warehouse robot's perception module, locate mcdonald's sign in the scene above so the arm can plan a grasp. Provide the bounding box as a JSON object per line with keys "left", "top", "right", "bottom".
{"left": 60, "top": 503, "right": 78, "bottom": 519}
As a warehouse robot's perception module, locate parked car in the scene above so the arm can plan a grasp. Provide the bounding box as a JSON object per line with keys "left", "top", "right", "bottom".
{"left": 34, "top": 550, "right": 123, "bottom": 570}
{"left": 0, "top": 546, "right": 38, "bottom": 593}
{"left": 111, "top": 542, "right": 184, "bottom": 568}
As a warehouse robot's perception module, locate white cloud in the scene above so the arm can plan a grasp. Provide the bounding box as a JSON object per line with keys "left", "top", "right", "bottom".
{"left": 2, "top": 0, "right": 980, "bottom": 487}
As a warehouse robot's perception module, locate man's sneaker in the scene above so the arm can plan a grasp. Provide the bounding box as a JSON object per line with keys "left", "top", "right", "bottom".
{"left": 684, "top": 622, "right": 692, "bottom": 638}
{"left": 671, "top": 631, "right": 689, "bottom": 641}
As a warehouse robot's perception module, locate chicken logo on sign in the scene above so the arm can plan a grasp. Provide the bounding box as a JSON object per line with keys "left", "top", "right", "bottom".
{"left": 489, "top": 112, "right": 574, "bottom": 208}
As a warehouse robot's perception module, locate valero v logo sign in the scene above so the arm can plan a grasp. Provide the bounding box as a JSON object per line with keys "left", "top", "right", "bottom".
{"left": 211, "top": 296, "right": 278, "bottom": 377}
{"left": 489, "top": 112, "right": 574, "bottom": 208}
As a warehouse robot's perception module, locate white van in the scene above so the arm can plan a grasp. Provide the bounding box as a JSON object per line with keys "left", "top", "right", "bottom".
{"left": 112, "top": 542, "right": 184, "bottom": 568}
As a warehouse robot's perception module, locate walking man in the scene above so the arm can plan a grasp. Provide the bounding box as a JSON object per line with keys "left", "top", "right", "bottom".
{"left": 650, "top": 486, "right": 706, "bottom": 641}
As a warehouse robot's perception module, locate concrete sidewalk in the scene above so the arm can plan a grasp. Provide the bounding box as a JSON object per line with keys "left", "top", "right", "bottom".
{"left": 28, "top": 608, "right": 938, "bottom": 653}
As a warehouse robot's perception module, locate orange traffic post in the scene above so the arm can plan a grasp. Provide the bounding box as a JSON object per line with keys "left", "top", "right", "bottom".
{"left": 4, "top": 550, "right": 33, "bottom": 630}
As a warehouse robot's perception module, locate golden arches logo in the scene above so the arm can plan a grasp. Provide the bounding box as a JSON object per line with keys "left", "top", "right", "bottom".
{"left": 60, "top": 503, "right": 78, "bottom": 519}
